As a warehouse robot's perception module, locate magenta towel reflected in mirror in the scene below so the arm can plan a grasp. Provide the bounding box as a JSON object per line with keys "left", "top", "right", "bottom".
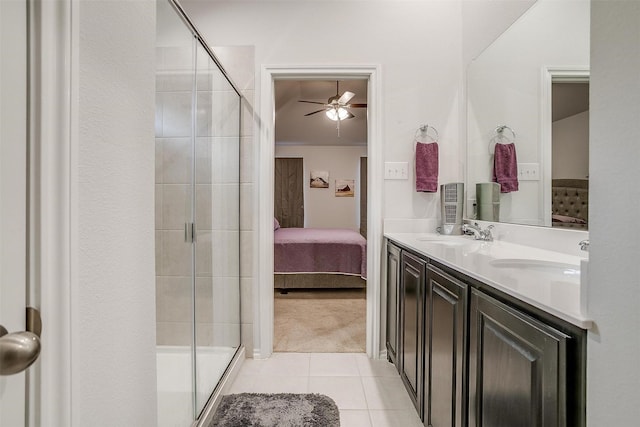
{"left": 415, "top": 142, "right": 439, "bottom": 192}
{"left": 492, "top": 143, "right": 519, "bottom": 193}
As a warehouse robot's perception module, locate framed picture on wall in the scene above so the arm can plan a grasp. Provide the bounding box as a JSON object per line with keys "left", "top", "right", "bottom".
{"left": 335, "top": 179, "right": 354, "bottom": 197}
{"left": 310, "top": 170, "right": 329, "bottom": 188}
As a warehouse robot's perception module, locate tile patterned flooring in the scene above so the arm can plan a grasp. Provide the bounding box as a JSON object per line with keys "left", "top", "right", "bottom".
{"left": 226, "top": 352, "right": 423, "bottom": 427}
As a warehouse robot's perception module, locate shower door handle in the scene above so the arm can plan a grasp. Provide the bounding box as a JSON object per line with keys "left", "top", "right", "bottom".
{"left": 184, "top": 222, "right": 197, "bottom": 243}
{"left": 0, "top": 307, "right": 42, "bottom": 375}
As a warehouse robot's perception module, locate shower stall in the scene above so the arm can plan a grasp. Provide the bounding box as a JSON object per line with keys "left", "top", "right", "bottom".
{"left": 155, "top": 1, "right": 242, "bottom": 425}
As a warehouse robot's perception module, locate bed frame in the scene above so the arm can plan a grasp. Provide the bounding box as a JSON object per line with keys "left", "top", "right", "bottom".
{"left": 274, "top": 274, "right": 366, "bottom": 290}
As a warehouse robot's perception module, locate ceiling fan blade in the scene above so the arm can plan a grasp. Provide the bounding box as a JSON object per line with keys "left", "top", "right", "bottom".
{"left": 298, "top": 100, "right": 327, "bottom": 105}
{"left": 338, "top": 91, "right": 355, "bottom": 105}
{"left": 348, "top": 103, "right": 367, "bottom": 108}
{"left": 304, "top": 109, "right": 327, "bottom": 116}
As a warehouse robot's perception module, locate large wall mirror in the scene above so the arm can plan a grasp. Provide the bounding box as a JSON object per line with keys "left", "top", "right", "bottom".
{"left": 466, "top": 0, "right": 590, "bottom": 229}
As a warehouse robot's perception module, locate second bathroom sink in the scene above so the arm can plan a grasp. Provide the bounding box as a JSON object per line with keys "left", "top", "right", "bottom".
{"left": 489, "top": 259, "right": 580, "bottom": 276}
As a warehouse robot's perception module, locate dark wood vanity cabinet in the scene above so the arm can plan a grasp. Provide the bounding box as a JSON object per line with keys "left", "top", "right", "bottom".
{"left": 386, "top": 242, "right": 401, "bottom": 366}
{"left": 468, "top": 289, "right": 570, "bottom": 427}
{"left": 391, "top": 246, "right": 469, "bottom": 425}
{"left": 399, "top": 250, "right": 427, "bottom": 417}
{"left": 385, "top": 239, "right": 586, "bottom": 427}
{"left": 426, "top": 265, "right": 468, "bottom": 427}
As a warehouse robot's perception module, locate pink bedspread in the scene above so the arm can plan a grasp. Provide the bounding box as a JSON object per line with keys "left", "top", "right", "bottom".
{"left": 274, "top": 228, "right": 367, "bottom": 279}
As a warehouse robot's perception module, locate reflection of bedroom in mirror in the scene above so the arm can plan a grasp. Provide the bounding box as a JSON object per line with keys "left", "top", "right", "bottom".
{"left": 273, "top": 79, "right": 369, "bottom": 353}
{"left": 551, "top": 80, "right": 589, "bottom": 229}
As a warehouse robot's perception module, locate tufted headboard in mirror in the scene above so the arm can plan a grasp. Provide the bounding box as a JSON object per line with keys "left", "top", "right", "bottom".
{"left": 551, "top": 179, "right": 588, "bottom": 229}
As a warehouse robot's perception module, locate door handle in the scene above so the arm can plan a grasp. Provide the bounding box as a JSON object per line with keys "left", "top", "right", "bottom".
{"left": 0, "top": 307, "right": 42, "bottom": 375}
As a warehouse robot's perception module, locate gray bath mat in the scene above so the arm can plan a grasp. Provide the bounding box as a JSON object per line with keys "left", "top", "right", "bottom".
{"left": 210, "top": 393, "right": 340, "bottom": 427}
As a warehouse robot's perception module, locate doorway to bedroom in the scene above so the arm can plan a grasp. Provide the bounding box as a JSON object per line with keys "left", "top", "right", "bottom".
{"left": 273, "top": 79, "right": 369, "bottom": 353}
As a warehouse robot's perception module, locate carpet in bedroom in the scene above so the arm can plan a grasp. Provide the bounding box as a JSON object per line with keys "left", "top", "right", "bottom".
{"left": 274, "top": 289, "right": 366, "bottom": 353}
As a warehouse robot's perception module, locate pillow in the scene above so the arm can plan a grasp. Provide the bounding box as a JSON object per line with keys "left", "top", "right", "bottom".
{"left": 274, "top": 217, "right": 280, "bottom": 230}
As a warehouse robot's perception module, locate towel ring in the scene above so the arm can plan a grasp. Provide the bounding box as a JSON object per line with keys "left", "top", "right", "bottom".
{"left": 488, "top": 125, "right": 516, "bottom": 154}
{"left": 415, "top": 124, "right": 439, "bottom": 143}
{"left": 495, "top": 125, "right": 516, "bottom": 142}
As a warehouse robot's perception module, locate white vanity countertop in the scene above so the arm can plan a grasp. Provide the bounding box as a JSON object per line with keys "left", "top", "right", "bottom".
{"left": 385, "top": 232, "right": 592, "bottom": 329}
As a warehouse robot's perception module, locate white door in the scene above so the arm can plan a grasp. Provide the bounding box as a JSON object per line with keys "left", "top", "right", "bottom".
{"left": 0, "top": 0, "right": 33, "bottom": 425}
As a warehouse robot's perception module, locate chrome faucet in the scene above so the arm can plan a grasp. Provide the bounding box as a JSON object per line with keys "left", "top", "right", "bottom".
{"left": 462, "top": 222, "right": 494, "bottom": 241}
{"left": 579, "top": 239, "right": 589, "bottom": 252}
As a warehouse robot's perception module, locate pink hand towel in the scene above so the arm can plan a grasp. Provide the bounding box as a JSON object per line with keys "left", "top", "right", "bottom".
{"left": 415, "top": 142, "right": 439, "bottom": 192}
{"left": 492, "top": 142, "right": 519, "bottom": 193}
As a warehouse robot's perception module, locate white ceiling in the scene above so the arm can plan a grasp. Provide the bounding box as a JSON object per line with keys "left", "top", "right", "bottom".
{"left": 274, "top": 80, "right": 368, "bottom": 146}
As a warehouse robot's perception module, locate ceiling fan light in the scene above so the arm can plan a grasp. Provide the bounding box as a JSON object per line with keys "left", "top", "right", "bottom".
{"left": 325, "top": 107, "right": 349, "bottom": 121}
{"left": 325, "top": 109, "right": 338, "bottom": 121}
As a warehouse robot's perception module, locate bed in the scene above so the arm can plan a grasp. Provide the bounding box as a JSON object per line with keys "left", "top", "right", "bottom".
{"left": 274, "top": 226, "right": 367, "bottom": 290}
{"left": 551, "top": 179, "right": 588, "bottom": 229}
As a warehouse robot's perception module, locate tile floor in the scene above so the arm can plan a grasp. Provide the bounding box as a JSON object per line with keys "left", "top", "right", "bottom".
{"left": 226, "top": 352, "right": 423, "bottom": 427}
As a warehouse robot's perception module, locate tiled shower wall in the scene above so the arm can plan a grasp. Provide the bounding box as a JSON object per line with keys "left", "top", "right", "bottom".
{"left": 155, "top": 44, "right": 245, "bottom": 349}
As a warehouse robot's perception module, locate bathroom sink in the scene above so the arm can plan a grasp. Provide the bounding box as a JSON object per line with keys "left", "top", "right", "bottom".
{"left": 415, "top": 236, "right": 470, "bottom": 246}
{"left": 489, "top": 259, "right": 580, "bottom": 276}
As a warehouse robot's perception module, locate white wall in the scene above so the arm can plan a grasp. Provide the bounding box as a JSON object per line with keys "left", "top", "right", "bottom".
{"left": 73, "top": 1, "right": 157, "bottom": 425}
{"left": 181, "top": 0, "right": 464, "bottom": 223}
{"left": 462, "top": 0, "right": 536, "bottom": 64}
{"left": 275, "top": 145, "right": 367, "bottom": 230}
{"left": 467, "top": 0, "right": 590, "bottom": 225}
{"left": 588, "top": 1, "right": 640, "bottom": 424}
{"left": 552, "top": 111, "right": 589, "bottom": 179}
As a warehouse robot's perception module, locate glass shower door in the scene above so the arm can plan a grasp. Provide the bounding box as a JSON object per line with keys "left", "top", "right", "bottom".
{"left": 156, "top": 1, "right": 242, "bottom": 424}
{"left": 193, "top": 42, "right": 241, "bottom": 415}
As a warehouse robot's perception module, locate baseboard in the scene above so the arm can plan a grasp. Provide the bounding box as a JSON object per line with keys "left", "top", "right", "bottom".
{"left": 194, "top": 346, "right": 246, "bottom": 427}
{"left": 253, "top": 347, "right": 275, "bottom": 359}
{"left": 379, "top": 348, "right": 388, "bottom": 360}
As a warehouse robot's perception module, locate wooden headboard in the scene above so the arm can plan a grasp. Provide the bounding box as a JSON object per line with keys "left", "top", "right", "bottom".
{"left": 551, "top": 179, "right": 588, "bottom": 229}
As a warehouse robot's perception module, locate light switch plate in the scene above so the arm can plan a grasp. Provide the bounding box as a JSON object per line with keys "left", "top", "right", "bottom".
{"left": 518, "top": 163, "right": 540, "bottom": 181}
{"left": 384, "top": 162, "right": 408, "bottom": 180}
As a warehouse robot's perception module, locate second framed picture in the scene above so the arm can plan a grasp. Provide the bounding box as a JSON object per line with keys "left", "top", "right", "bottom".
{"left": 335, "top": 179, "right": 355, "bottom": 197}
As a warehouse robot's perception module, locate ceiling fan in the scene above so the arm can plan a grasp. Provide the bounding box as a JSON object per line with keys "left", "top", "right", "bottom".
{"left": 298, "top": 81, "right": 367, "bottom": 122}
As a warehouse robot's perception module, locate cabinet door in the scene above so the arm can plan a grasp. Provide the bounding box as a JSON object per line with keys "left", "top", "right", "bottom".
{"left": 426, "top": 265, "right": 468, "bottom": 427}
{"left": 469, "top": 289, "right": 569, "bottom": 427}
{"left": 386, "top": 242, "right": 401, "bottom": 366}
{"left": 400, "top": 250, "right": 426, "bottom": 417}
